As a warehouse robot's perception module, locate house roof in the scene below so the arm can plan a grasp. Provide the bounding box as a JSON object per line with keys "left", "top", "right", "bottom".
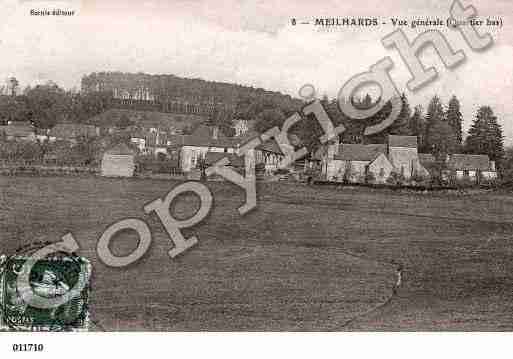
{"left": 256, "top": 139, "right": 284, "bottom": 155}
{"left": 49, "top": 123, "right": 98, "bottom": 139}
{"left": 89, "top": 109, "right": 205, "bottom": 132}
{"left": 335, "top": 144, "right": 387, "bottom": 161}
{"left": 204, "top": 152, "right": 245, "bottom": 167}
{"left": 8, "top": 121, "right": 33, "bottom": 126}
{"left": 167, "top": 130, "right": 285, "bottom": 159}
{"left": 179, "top": 125, "right": 240, "bottom": 148}
{"left": 235, "top": 131, "right": 286, "bottom": 155}
{"left": 0, "top": 122, "right": 35, "bottom": 137}
{"left": 104, "top": 143, "right": 135, "bottom": 155}
{"left": 388, "top": 135, "right": 418, "bottom": 148}
{"left": 447, "top": 154, "right": 492, "bottom": 171}
{"left": 418, "top": 153, "right": 435, "bottom": 164}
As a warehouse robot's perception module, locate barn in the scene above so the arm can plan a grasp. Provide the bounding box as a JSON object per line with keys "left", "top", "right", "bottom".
{"left": 101, "top": 143, "right": 136, "bottom": 177}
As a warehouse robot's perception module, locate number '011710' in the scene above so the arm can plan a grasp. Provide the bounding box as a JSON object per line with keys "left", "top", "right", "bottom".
{"left": 12, "top": 344, "right": 44, "bottom": 352}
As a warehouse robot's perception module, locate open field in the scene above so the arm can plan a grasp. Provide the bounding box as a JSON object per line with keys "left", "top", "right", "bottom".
{"left": 2, "top": 176, "right": 513, "bottom": 330}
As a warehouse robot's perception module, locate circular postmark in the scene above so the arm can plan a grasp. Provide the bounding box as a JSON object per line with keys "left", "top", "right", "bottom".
{"left": 0, "top": 241, "right": 92, "bottom": 332}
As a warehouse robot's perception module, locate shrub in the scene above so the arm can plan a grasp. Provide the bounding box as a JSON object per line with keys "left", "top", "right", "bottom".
{"left": 386, "top": 171, "right": 405, "bottom": 186}
{"left": 410, "top": 173, "right": 426, "bottom": 184}
{"left": 386, "top": 175, "right": 397, "bottom": 186}
{"left": 364, "top": 171, "right": 376, "bottom": 184}
{"left": 255, "top": 163, "right": 265, "bottom": 173}
{"left": 455, "top": 177, "right": 476, "bottom": 188}
{"left": 274, "top": 167, "right": 290, "bottom": 175}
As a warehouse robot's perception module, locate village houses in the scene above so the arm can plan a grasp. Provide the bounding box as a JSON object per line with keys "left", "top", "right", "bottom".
{"left": 319, "top": 135, "right": 497, "bottom": 184}
{"left": 168, "top": 125, "right": 288, "bottom": 174}
{"left": 320, "top": 135, "right": 430, "bottom": 183}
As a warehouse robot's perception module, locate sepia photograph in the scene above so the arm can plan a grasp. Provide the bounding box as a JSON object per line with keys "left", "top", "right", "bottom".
{"left": 0, "top": 0, "right": 513, "bottom": 356}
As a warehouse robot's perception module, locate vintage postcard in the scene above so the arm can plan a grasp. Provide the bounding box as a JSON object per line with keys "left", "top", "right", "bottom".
{"left": 0, "top": 0, "right": 512, "bottom": 354}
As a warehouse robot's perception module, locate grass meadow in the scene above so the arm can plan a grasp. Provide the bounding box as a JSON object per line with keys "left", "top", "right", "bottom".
{"left": 2, "top": 176, "right": 513, "bottom": 330}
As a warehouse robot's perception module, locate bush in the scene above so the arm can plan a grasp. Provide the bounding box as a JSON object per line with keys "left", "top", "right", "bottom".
{"left": 386, "top": 172, "right": 405, "bottom": 186}
{"left": 410, "top": 173, "right": 426, "bottom": 184}
{"left": 274, "top": 167, "right": 290, "bottom": 175}
{"left": 255, "top": 163, "right": 265, "bottom": 173}
{"left": 364, "top": 171, "right": 376, "bottom": 184}
{"left": 455, "top": 177, "right": 476, "bottom": 188}
{"left": 386, "top": 175, "right": 397, "bottom": 186}
{"left": 137, "top": 158, "right": 181, "bottom": 174}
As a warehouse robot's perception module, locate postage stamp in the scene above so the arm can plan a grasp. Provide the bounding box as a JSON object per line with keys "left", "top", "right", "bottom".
{"left": 0, "top": 245, "right": 92, "bottom": 332}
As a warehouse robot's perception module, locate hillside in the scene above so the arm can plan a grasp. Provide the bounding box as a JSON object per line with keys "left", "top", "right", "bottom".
{"left": 81, "top": 72, "right": 302, "bottom": 118}
{"left": 89, "top": 109, "right": 206, "bottom": 132}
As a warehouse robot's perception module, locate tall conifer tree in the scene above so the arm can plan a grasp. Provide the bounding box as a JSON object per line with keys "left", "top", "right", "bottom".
{"left": 465, "top": 106, "right": 504, "bottom": 163}
{"left": 446, "top": 95, "right": 463, "bottom": 146}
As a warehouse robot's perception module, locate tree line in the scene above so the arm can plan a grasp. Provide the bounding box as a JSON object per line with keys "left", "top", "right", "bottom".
{"left": 0, "top": 79, "right": 113, "bottom": 128}
{"left": 0, "top": 75, "right": 506, "bottom": 172}
{"left": 252, "top": 92, "right": 505, "bottom": 168}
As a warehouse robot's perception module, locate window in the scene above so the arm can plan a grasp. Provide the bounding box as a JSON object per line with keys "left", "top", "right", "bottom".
{"left": 379, "top": 168, "right": 385, "bottom": 177}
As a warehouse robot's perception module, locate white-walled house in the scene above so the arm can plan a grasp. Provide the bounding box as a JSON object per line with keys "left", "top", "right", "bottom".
{"left": 255, "top": 140, "right": 286, "bottom": 175}
{"left": 176, "top": 125, "right": 237, "bottom": 172}
{"left": 447, "top": 154, "right": 497, "bottom": 182}
{"left": 233, "top": 119, "right": 250, "bottom": 137}
{"left": 170, "top": 125, "right": 287, "bottom": 174}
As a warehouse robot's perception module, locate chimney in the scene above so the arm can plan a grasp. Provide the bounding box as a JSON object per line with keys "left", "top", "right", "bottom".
{"left": 490, "top": 160, "right": 496, "bottom": 171}
{"left": 327, "top": 138, "right": 340, "bottom": 160}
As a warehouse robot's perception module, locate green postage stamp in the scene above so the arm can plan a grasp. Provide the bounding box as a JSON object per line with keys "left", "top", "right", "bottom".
{"left": 0, "top": 250, "right": 91, "bottom": 332}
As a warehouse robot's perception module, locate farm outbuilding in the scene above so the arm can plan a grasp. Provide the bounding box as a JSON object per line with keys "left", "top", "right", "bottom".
{"left": 101, "top": 143, "right": 136, "bottom": 177}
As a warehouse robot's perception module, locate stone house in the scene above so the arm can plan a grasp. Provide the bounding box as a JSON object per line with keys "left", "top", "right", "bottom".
{"left": 388, "top": 135, "right": 427, "bottom": 179}
{"left": 321, "top": 135, "right": 430, "bottom": 183}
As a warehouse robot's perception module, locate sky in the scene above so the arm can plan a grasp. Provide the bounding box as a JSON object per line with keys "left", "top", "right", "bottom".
{"left": 0, "top": 0, "right": 512, "bottom": 143}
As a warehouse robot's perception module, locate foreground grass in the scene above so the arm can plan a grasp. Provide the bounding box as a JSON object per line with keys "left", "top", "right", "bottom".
{"left": 1, "top": 176, "right": 513, "bottom": 330}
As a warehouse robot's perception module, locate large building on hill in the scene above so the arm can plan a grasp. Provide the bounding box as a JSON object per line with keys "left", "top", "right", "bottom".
{"left": 81, "top": 72, "right": 235, "bottom": 115}
{"left": 81, "top": 72, "right": 300, "bottom": 117}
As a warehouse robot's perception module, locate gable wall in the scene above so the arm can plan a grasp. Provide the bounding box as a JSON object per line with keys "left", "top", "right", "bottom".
{"left": 101, "top": 154, "right": 135, "bottom": 177}
{"left": 388, "top": 147, "right": 419, "bottom": 179}
{"left": 368, "top": 154, "right": 394, "bottom": 183}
